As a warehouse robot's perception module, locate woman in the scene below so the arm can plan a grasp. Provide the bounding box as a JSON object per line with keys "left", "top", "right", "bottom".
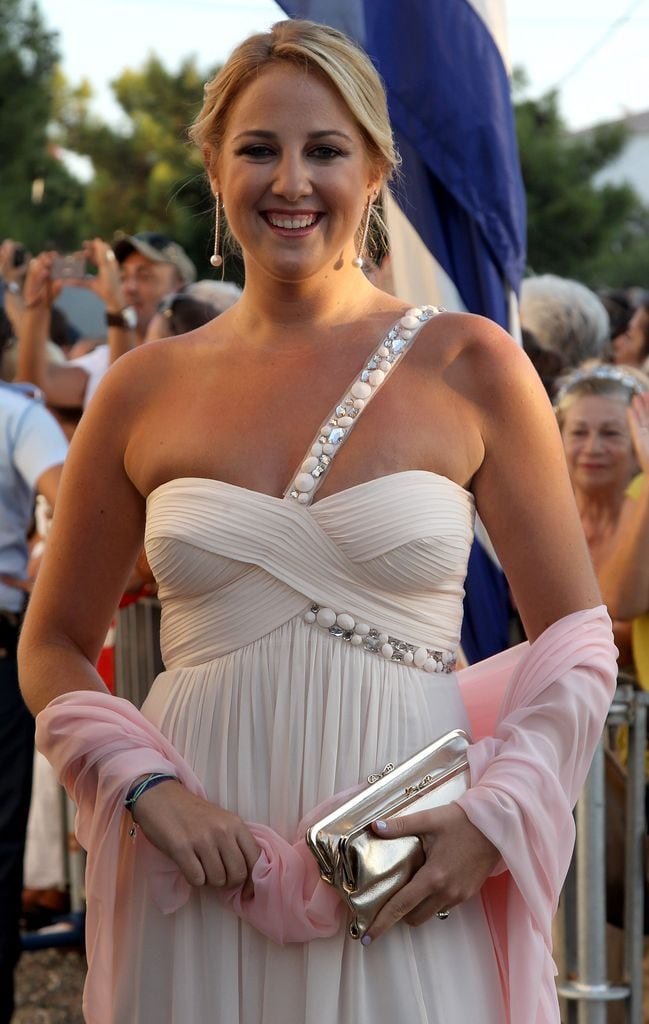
{"left": 555, "top": 361, "right": 649, "bottom": 666}
{"left": 612, "top": 300, "right": 649, "bottom": 368}
{"left": 599, "top": 388, "right": 649, "bottom": 689}
{"left": 18, "top": 20, "right": 615, "bottom": 1024}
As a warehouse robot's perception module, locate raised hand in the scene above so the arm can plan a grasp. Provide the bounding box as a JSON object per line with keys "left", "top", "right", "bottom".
{"left": 362, "top": 802, "right": 500, "bottom": 943}
{"left": 628, "top": 392, "right": 649, "bottom": 475}
{"left": 22, "top": 252, "right": 64, "bottom": 309}
{"left": 0, "top": 238, "right": 30, "bottom": 288}
{"left": 70, "top": 238, "right": 127, "bottom": 313}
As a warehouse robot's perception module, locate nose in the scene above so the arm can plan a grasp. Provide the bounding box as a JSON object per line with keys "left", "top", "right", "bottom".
{"left": 271, "top": 151, "right": 312, "bottom": 202}
{"left": 582, "top": 430, "right": 604, "bottom": 453}
{"left": 121, "top": 275, "right": 139, "bottom": 301}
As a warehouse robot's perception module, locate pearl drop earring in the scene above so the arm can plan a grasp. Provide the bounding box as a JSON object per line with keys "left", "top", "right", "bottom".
{"left": 210, "top": 193, "right": 223, "bottom": 268}
{"left": 352, "top": 198, "right": 373, "bottom": 269}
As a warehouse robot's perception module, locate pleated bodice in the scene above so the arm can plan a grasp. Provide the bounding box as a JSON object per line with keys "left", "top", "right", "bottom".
{"left": 145, "top": 471, "right": 475, "bottom": 671}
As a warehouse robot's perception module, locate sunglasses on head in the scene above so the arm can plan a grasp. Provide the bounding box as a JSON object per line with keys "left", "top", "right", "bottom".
{"left": 134, "top": 232, "right": 173, "bottom": 251}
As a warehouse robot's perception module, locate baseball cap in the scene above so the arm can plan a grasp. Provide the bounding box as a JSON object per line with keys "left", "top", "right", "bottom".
{"left": 112, "top": 231, "right": 196, "bottom": 284}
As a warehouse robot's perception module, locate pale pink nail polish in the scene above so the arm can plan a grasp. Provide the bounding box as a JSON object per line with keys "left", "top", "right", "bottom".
{"left": 374, "top": 820, "right": 388, "bottom": 831}
{"left": 361, "top": 934, "right": 372, "bottom": 946}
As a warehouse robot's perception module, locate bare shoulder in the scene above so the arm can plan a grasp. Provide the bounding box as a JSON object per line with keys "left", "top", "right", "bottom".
{"left": 423, "top": 310, "right": 532, "bottom": 383}
{"left": 88, "top": 329, "right": 219, "bottom": 417}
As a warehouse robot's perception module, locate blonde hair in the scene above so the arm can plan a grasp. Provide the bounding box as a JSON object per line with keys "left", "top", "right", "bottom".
{"left": 189, "top": 19, "right": 399, "bottom": 260}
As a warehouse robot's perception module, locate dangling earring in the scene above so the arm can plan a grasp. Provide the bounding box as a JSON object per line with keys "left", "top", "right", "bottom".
{"left": 352, "top": 197, "right": 372, "bottom": 269}
{"left": 210, "top": 193, "right": 223, "bottom": 268}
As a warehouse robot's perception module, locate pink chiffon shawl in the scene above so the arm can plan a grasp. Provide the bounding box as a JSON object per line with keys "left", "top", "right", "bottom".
{"left": 35, "top": 604, "right": 617, "bottom": 1024}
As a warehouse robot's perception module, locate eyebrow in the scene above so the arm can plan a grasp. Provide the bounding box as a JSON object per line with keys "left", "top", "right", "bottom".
{"left": 232, "top": 129, "right": 354, "bottom": 142}
{"left": 570, "top": 419, "right": 625, "bottom": 428}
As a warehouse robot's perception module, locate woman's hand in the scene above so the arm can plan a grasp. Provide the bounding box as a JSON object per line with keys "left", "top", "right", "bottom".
{"left": 131, "top": 780, "right": 261, "bottom": 898}
{"left": 628, "top": 392, "right": 649, "bottom": 475}
{"left": 363, "top": 803, "right": 500, "bottom": 942}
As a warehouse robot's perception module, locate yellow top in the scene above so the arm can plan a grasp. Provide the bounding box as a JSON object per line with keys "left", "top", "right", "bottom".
{"left": 627, "top": 473, "right": 649, "bottom": 689}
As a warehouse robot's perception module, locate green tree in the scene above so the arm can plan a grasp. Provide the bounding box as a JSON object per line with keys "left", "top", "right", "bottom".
{"left": 54, "top": 55, "right": 221, "bottom": 278}
{"left": 0, "top": 0, "right": 86, "bottom": 249}
{"left": 514, "top": 76, "right": 645, "bottom": 287}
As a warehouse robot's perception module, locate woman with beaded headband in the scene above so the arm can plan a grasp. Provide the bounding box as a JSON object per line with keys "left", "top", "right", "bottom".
{"left": 554, "top": 361, "right": 649, "bottom": 670}
{"left": 18, "top": 19, "right": 615, "bottom": 1024}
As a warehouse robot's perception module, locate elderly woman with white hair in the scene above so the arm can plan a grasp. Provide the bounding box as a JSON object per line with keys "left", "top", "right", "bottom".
{"left": 555, "top": 361, "right": 649, "bottom": 667}
{"left": 521, "top": 274, "right": 610, "bottom": 372}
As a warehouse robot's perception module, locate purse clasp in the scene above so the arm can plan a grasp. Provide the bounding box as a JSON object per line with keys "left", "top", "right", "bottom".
{"left": 367, "top": 762, "right": 395, "bottom": 784}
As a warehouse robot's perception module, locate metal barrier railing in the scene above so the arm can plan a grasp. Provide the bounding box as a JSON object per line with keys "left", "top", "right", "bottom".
{"left": 557, "top": 685, "right": 648, "bottom": 1022}
{"left": 113, "top": 596, "right": 164, "bottom": 708}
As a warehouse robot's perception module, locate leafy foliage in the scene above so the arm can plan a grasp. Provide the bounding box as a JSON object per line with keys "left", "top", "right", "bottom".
{"left": 0, "top": 0, "right": 85, "bottom": 249}
{"left": 513, "top": 78, "right": 646, "bottom": 287}
{"left": 52, "top": 56, "right": 220, "bottom": 277}
{"left": 2, "top": 12, "right": 647, "bottom": 290}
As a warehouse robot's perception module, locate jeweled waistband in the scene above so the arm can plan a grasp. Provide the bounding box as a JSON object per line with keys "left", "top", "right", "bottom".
{"left": 304, "top": 603, "right": 456, "bottom": 673}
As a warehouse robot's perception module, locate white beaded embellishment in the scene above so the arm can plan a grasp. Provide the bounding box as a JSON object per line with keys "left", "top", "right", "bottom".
{"left": 286, "top": 306, "right": 440, "bottom": 505}
{"left": 304, "top": 603, "right": 457, "bottom": 673}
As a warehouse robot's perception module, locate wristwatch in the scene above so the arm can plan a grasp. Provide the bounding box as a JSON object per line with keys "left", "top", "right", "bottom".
{"left": 106, "top": 306, "right": 137, "bottom": 330}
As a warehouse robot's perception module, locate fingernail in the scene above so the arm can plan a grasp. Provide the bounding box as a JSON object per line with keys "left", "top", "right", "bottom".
{"left": 361, "top": 934, "right": 372, "bottom": 946}
{"left": 374, "top": 820, "right": 388, "bottom": 831}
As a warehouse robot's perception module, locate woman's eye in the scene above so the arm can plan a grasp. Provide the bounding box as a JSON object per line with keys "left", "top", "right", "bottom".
{"left": 238, "top": 145, "right": 275, "bottom": 158}
{"left": 309, "top": 146, "right": 342, "bottom": 160}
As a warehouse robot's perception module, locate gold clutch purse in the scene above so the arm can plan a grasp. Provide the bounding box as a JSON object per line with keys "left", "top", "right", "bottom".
{"left": 305, "top": 729, "right": 470, "bottom": 940}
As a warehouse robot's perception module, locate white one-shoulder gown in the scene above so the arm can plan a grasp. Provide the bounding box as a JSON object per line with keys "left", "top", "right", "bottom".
{"left": 111, "top": 308, "right": 506, "bottom": 1023}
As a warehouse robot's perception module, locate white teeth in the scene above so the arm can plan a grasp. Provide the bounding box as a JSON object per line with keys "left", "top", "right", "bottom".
{"left": 267, "top": 214, "right": 317, "bottom": 229}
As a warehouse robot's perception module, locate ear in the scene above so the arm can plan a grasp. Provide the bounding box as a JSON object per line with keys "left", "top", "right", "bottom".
{"left": 366, "top": 167, "right": 385, "bottom": 204}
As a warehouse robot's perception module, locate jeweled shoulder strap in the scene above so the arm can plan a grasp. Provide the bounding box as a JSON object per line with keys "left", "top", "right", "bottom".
{"left": 284, "top": 305, "right": 441, "bottom": 506}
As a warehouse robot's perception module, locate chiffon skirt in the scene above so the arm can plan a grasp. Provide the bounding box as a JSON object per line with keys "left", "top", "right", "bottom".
{"left": 111, "top": 618, "right": 505, "bottom": 1024}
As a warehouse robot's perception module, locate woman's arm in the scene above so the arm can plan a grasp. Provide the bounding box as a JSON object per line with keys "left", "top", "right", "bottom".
{"left": 14, "top": 255, "right": 89, "bottom": 408}
{"left": 466, "top": 318, "right": 600, "bottom": 635}
{"left": 18, "top": 351, "right": 147, "bottom": 714}
{"left": 18, "top": 350, "right": 260, "bottom": 891}
{"left": 367, "top": 316, "right": 607, "bottom": 943}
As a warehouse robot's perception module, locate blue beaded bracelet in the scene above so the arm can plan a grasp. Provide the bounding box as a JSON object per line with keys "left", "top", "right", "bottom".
{"left": 124, "top": 772, "right": 177, "bottom": 814}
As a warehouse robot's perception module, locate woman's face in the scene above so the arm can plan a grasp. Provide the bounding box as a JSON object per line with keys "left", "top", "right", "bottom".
{"left": 561, "top": 394, "right": 636, "bottom": 495}
{"left": 612, "top": 307, "right": 649, "bottom": 367}
{"left": 208, "top": 63, "right": 380, "bottom": 282}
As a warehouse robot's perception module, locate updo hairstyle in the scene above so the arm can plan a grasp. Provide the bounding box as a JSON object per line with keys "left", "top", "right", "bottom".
{"left": 189, "top": 19, "right": 399, "bottom": 258}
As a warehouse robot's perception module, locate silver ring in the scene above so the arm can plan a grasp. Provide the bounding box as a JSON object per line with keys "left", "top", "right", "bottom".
{"left": 436, "top": 909, "right": 450, "bottom": 920}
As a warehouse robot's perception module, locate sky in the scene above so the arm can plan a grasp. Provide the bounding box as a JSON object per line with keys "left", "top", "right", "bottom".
{"left": 39, "top": 0, "right": 648, "bottom": 133}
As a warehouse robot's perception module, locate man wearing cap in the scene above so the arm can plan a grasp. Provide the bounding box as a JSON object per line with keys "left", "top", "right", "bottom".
{"left": 11, "top": 233, "right": 196, "bottom": 410}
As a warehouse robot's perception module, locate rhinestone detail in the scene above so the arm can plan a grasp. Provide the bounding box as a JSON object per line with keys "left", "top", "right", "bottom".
{"left": 304, "top": 603, "right": 456, "bottom": 673}
{"left": 286, "top": 306, "right": 440, "bottom": 505}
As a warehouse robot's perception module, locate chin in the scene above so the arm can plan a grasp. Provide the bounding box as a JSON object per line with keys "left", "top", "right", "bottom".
{"left": 259, "top": 255, "right": 328, "bottom": 283}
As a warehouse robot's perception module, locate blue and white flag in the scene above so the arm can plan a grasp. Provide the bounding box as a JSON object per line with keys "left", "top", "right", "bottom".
{"left": 275, "top": 0, "right": 527, "bottom": 661}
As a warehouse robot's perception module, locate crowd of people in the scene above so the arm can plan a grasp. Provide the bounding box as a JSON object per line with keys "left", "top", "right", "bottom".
{"left": 0, "top": 230, "right": 242, "bottom": 1022}
{"left": 0, "top": 15, "right": 645, "bottom": 1024}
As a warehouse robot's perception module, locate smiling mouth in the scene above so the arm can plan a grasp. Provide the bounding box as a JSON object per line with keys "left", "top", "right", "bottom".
{"left": 262, "top": 212, "right": 323, "bottom": 231}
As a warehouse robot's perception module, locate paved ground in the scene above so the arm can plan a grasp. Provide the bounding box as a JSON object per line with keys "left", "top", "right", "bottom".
{"left": 12, "top": 938, "right": 649, "bottom": 1022}
{"left": 13, "top": 949, "right": 85, "bottom": 1024}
